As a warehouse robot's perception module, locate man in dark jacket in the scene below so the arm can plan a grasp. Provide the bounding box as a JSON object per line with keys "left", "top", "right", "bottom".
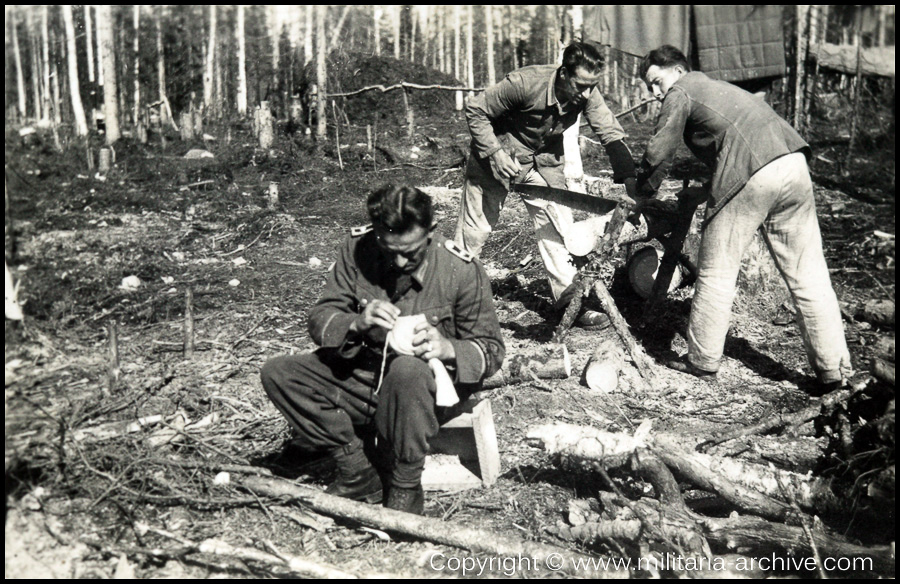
{"left": 456, "top": 41, "right": 639, "bottom": 329}
{"left": 262, "top": 185, "right": 505, "bottom": 515}
{"left": 636, "top": 45, "right": 851, "bottom": 387}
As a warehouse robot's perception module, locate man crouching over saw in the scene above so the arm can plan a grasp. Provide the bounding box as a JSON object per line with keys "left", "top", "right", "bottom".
{"left": 262, "top": 184, "right": 505, "bottom": 515}
{"left": 455, "top": 41, "right": 639, "bottom": 330}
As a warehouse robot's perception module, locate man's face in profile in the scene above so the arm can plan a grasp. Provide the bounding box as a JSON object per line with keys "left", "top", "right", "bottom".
{"left": 557, "top": 66, "right": 603, "bottom": 108}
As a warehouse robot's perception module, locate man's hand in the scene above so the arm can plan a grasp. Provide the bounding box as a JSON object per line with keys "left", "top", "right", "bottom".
{"left": 350, "top": 300, "right": 400, "bottom": 335}
{"left": 490, "top": 149, "right": 521, "bottom": 181}
{"left": 412, "top": 321, "right": 456, "bottom": 363}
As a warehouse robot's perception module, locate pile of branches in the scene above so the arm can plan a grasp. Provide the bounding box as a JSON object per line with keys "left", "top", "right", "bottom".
{"left": 527, "top": 382, "right": 895, "bottom": 579}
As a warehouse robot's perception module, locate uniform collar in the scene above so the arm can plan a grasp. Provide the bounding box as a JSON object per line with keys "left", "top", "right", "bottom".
{"left": 408, "top": 234, "right": 443, "bottom": 286}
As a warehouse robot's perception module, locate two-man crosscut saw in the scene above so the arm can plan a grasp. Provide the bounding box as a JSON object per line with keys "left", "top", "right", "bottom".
{"left": 510, "top": 183, "right": 621, "bottom": 216}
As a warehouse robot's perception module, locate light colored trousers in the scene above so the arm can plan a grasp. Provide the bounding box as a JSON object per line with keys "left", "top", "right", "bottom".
{"left": 454, "top": 155, "right": 575, "bottom": 303}
{"left": 688, "top": 152, "right": 851, "bottom": 383}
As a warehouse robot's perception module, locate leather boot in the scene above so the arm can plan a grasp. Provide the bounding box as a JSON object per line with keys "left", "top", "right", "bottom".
{"left": 385, "top": 484, "right": 425, "bottom": 515}
{"left": 325, "top": 439, "right": 383, "bottom": 504}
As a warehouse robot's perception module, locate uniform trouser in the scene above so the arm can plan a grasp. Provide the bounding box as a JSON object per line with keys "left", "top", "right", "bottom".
{"left": 260, "top": 350, "right": 439, "bottom": 488}
{"left": 454, "top": 154, "right": 576, "bottom": 303}
{"left": 687, "top": 153, "right": 851, "bottom": 383}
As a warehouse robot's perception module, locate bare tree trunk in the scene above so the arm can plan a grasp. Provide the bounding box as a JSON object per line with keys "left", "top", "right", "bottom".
{"left": 288, "top": 7, "right": 301, "bottom": 97}
{"left": 792, "top": 5, "right": 809, "bottom": 130}
{"left": 133, "top": 6, "right": 141, "bottom": 126}
{"left": 236, "top": 5, "right": 248, "bottom": 116}
{"left": 40, "top": 5, "right": 51, "bottom": 123}
{"left": 438, "top": 7, "right": 445, "bottom": 72}
{"left": 270, "top": 7, "right": 280, "bottom": 100}
{"left": 215, "top": 19, "right": 223, "bottom": 120}
{"left": 204, "top": 6, "right": 216, "bottom": 112}
{"left": 410, "top": 6, "right": 418, "bottom": 62}
{"left": 454, "top": 6, "right": 463, "bottom": 110}
{"left": 11, "top": 7, "right": 27, "bottom": 119}
{"left": 485, "top": 5, "right": 496, "bottom": 85}
{"left": 304, "top": 6, "right": 313, "bottom": 65}
{"left": 315, "top": 5, "right": 327, "bottom": 139}
{"left": 466, "top": 6, "right": 474, "bottom": 97}
{"left": 97, "top": 5, "right": 120, "bottom": 144}
{"left": 329, "top": 5, "right": 352, "bottom": 52}
{"left": 96, "top": 4, "right": 104, "bottom": 87}
{"left": 29, "top": 11, "right": 42, "bottom": 122}
{"left": 85, "top": 5, "right": 95, "bottom": 83}
{"left": 374, "top": 7, "right": 381, "bottom": 56}
{"left": 845, "top": 15, "right": 864, "bottom": 167}
{"left": 62, "top": 5, "right": 89, "bottom": 136}
{"left": 392, "top": 5, "right": 401, "bottom": 60}
{"left": 156, "top": 7, "right": 169, "bottom": 126}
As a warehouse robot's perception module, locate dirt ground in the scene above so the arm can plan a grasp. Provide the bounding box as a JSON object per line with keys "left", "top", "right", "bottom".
{"left": 5, "top": 84, "right": 895, "bottom": 578}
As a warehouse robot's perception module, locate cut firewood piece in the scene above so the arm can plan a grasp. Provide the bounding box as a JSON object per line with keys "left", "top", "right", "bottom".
{"left": 238, "top": 475, "right": 624, "bottom": 577}
{"left": 482, "top": 344, "right": 570, "bottom": 389}
{"left": 584, "top": 338, "right": 625, "bottom": 393}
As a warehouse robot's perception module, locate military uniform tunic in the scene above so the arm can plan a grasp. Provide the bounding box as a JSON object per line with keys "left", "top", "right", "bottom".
{"left": 261, "top": 228, "right": 505, "bottom": 477}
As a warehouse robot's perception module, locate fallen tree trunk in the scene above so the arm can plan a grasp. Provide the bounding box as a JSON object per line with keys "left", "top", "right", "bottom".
{"left": 238, "top": 475, "right": 624, "bottom": 577}
{"left": 699, "top": 515, "right": 895, "bottom": 577}
{"left": 652, "top": 435, "right": 840, "bottom": 518}
{"left": 598, "top": 496, "right": 893, "bottom": 577}
{"left": 528, "top": 423, "right": 836, "bottom": 522}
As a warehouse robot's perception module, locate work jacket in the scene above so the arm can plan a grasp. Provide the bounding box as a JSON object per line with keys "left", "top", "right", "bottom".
{"left": 640, "top": 71, "right": 810, "bottom": 220}
{"left": 308, "top": 229, "right": 505, "bottom": 388}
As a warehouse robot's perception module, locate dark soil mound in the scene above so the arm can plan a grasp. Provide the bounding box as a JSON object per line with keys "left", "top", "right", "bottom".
{"left": 301, "top": 51, "right": 464, "bottom": 125}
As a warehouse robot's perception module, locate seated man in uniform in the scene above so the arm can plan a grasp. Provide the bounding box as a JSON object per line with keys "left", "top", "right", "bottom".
{"left": 261, "top": 184, "right": 505, "bottom": 515}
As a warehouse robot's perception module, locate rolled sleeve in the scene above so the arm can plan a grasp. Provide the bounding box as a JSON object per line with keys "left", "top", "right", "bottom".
{"left": 639, "top": 87, "right": 690, "bottom": 194}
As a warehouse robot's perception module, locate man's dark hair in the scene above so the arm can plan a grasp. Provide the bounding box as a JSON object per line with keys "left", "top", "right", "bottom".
{"left": 366, "top": 184, "right": 433, "bottom": 233}
{"left": 561, "top": 41, "right": 605, "bottom": 76}
{"left": 639, "top": 45, "right": 690, "bottom": 80}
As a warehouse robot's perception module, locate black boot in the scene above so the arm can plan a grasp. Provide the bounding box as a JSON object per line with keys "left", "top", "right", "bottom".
{"left": 385, "top": 484, "right": 425, "bottom": 515}
{"left": 325, "top": 439, "right": 383, "bottom": 504}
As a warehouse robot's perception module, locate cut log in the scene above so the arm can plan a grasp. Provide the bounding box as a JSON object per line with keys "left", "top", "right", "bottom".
{"left": 859, "top": 300, "right": 895, "bottom": 328}
{"left": 584, "top": 338, "right": 625, "bottom": 393}
{"left": 238, "top": 475, "right": 624, "bottom": 577}
{"left": 527, "top": 420, "right": 652, "bottom": 470}
{"left": 482, "top": 344, "right": 571, "bottom": 389}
